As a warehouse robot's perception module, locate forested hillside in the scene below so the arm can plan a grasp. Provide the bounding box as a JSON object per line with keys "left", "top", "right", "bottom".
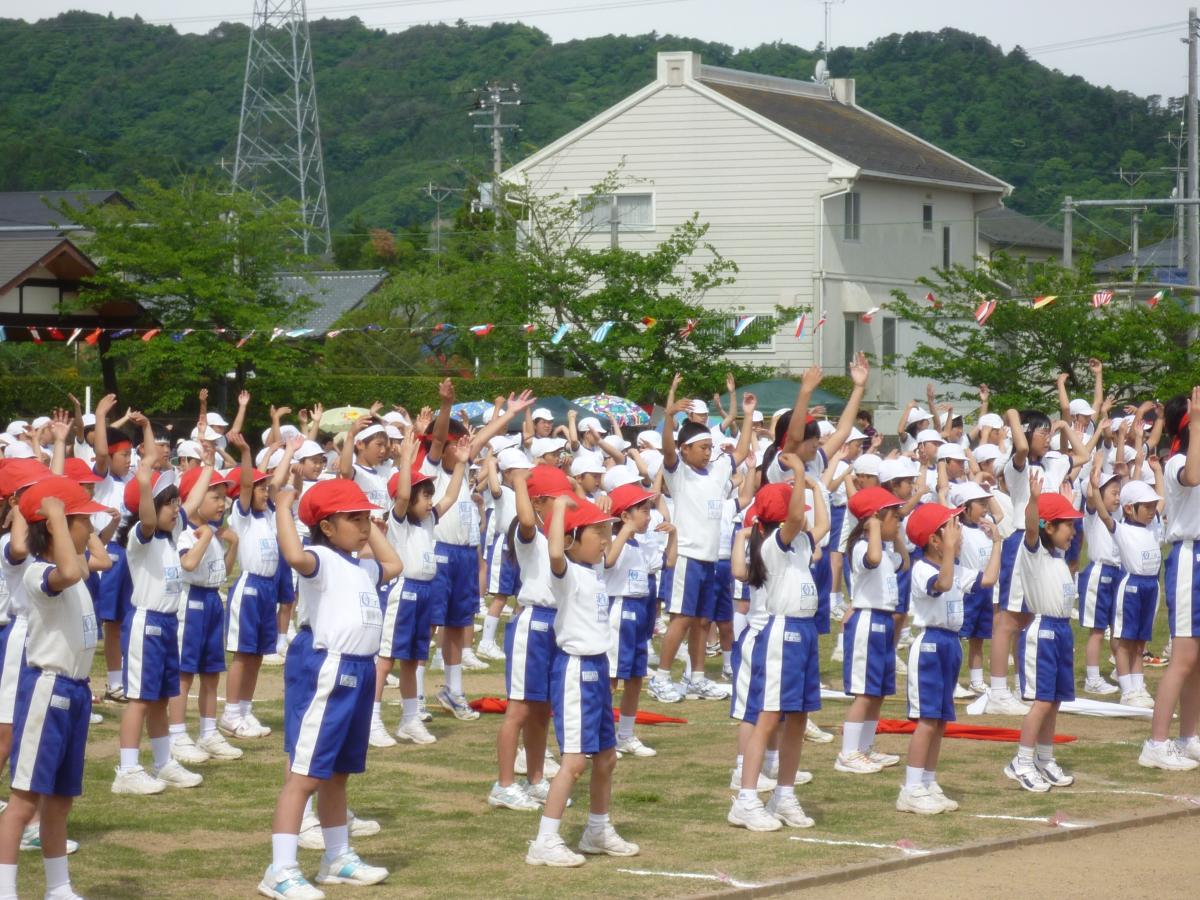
{"left": 0, "top": 13, "right": 1182, "bottom": 247}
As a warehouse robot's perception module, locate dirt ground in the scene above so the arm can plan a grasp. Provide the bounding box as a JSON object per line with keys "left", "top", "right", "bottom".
{"left": 813, "top": 814, "right": 1200, "bottom": 898}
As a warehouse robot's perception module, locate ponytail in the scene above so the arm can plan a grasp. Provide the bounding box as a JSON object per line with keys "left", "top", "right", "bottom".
{"left": 745, "top": 521, "right": 779, "bottom": 589}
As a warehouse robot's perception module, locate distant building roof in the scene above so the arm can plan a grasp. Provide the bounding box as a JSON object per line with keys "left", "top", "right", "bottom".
{"left": 0, "top": 233, "right": 97, "bottom": 295}
{"left": 1093, "top": 236, "right": 1182, "bottom": 273}
{"left": 278, "top": 270, "right": 389, "bottom": 332}
{"left": 977, "top": 206, "right": 1062, "bottom": 252}
{"left": 0, "top": 190, "right": 129, "bottom": 231}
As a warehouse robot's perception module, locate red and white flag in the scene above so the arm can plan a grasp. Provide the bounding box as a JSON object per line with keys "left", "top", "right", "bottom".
{"left": 1147, "top": 290, "right": 1164, "bottom": 309}
{"left": 1091, "top": 290, "right": 1113, "bottom": 308}
{"left": 974, "top": 298, "right": 997, "bottom": 325}
{"left": 814, "top": 313, "right": 828, "bottom": 330}
{"left": 65, "top": 328, "right": 83, "bottom": 346}
{"left": 678, "top": 319, "right": 697, "bottom": 340}
{"left": 469, "top": 323, "right": 494, "bottom": 337}
{"left": 793, "top": 314, "right": 807, "bottom": 338}
{"left": 925, "top": 291, "right": 941, "bottom": 309}
{"left": 860, "top": 307, "right": 881, "bottom": 323}
{"left": 28, "top": 327, "right": 42, "bottom": 344}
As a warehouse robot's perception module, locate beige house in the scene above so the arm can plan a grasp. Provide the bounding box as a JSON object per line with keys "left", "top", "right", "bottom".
{"left": 503, "top": 51, "right": 1013, "bottom": 406}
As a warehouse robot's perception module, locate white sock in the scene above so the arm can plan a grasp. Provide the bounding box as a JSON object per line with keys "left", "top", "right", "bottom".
{"left": 223, "top": 700, "right": 241, "bottom": 721}
{"left": 683, "top": 658, "right": 693, "bottom": 680}
{"left": 322, "top": 824, "right": 349, "bottom": 862}
{"left": 734, "top": 754, "right": 744, "bottom": 770}
{"left": 1036, "top": 743, "right": 1054, "bottom": 762}
{"left": 905, "top": 766, "right": 923, "bottom": 788}
{"left": 150, "top": 735, "right": 171, "bottom": 769}
{"left": 921, "top": 769, "right": 935, "bottom": 786}
{"left": 656, "top": 667, "right": 671, "bottom": 682}
{"left": 43, "top": 855, "right": 69, "bottom": 892}
{"left": 842, "top": 722, "right": 863, "bottom": 756}
{"left": 241, "top": 700, "right": 253, "bottom": 718}
{"left": 774, "top": 784, "right": 794, "bottom": 800}
{"left": 119, "top": 747, "right": 140, "bottom": 772}
{"left": 1133, "top": 673, "right": 1145, "bottom": 691}
{"left": 733, "top": 612, "right": 748, "bottom": 640}
{"left": 860, "top": 720, "right": 878, "bottom": 753}
{"left": 737, "top": 787, "right": 757, "bottom": 802}
{"left": 271, "top": 833, "right": 299, "bottom": 870}
{"left": 0, "top": 863, "right": 15, "bottom": 900}
{"left": 371, "top": 701, "right": 383, "bottom": 723}
{"left": 107, "top": 670, "right": 122, "bottom": 691}
{"left": 990, "top": 676, "right": 1009, "bottom": 693}
{"left": 1086, "top": 665, "right": 1100, "bottom": 681}
{"left": 1017, "top": 744, "right": 1035, "bottom": 763}
{"left": 482, "top": 615, "right": 499, "bottom": 644}
{"left": 447, "top": 663, "right": 463, "bottom": 694}
{"left": 200, "top": 717, "right": 217, "bottom": 739}
{"left": 168, "top": 722, "right": 186, "bottom": 738}
{"left": 416, "top": 665, "right": 425, "bottom": 697}
{"left": 276, "top": 634, "right": 288, "bottom": 656}
{"left": 617, "top": 714, "right": 634, "bottom": 741}
{"left": 586, "top": 811, "right": 609, "bottom": 830}
{"left": 537, "top": 816, "right": 561, "bottom": 838}
{"left": 1118, "top": 674, "right": 1133, "bottom": 693}
{"left": 831, "top": 591, "right": 843, "bottom": 608}
{"left": 722, "top": 650, "right": 731, "bottom": 671}
{"left": 764, "top": 749, "right": 779, "bottom": 770}
{"left": 401, "top": 698, "right": 419, "bottom": 724}
{"left": 970, "top": 667, "right": 983, "bottom": 685}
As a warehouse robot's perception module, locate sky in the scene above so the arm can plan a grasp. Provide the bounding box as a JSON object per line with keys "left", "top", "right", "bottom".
{"left": 7, "top": 0, "right": 1195, "bottom": 99}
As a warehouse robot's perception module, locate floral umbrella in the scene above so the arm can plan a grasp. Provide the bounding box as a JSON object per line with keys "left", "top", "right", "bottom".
{"left": 450, "top": 399, "right": 492, "bottom": 425}
{"left": 318, "top": 406, "right": 370, "bottom": 431}
{"left": 572, "top": 393, "right": 651, "bottom": 427}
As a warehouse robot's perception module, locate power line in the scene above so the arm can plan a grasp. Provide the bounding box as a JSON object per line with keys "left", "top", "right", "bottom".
{"left": 1025, "top": 22, "right": 1184, "bottom": 56}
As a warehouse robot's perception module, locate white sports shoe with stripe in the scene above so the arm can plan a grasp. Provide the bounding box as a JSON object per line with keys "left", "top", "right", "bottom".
{"left": 395, "top": 719, "right": 437, "bottom": 744}
{"left": 578, "top": 823, "right": 639, "bottom": 856}
{"left": 766, "top": 793, "right": 814, "bottom": 828}
{"left": 197, "top": 731, "right": 244, "bottom": 760}
{"left": 926, "top": 782, "right": 959, "bottom": 811}
{"left": 1139, "top": 739, "right": 1200, "bottom": 771}
{"left": 111, "top": 766, "right": 166, "bottom": 795}
{"left": 834, "top": 751, "right": 882, "bottom": 774}
{"left": 152, "top": 759, "right": 203, "bottom": 788}
{"left": 616, "top": 735, "right": 656, "bottom": 758}
{"left": 476, "top": 640, "right": 506, "bottom": 661}
{"left": 368, "top": 720, "right": 397, "bottom": 748}
{"left": 804, "top": 719, "right": 834, "bottom": 743}
{"left": 727, "top": 796, "right": 782, "bottom": 831}
{"left": 526, "top": 834, "right": 585, "bottom": 867}
{"left": 316, "top": 850, "right": 388, "bottom": 886}
{"left": 170, "top": 734, "right": 210, "bottom": 765}
{"left": 257, "top": 865, "right": 325, "bottom": 900}
{"left": 896, "top": 785, "right": 944, "bottom": 815}
{"left": 461, "top": 647, "right": 489, "bottom": 671}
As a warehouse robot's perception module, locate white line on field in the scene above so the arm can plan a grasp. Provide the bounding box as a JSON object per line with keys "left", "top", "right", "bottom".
{"left": 617, "top": 869, "right": 764, "bottom": 889}
{"left": 790, "top": 837, "right": 930, "bottom": 856}
{"left": 971, "top": 813, "right": 1092, "bottom": 828}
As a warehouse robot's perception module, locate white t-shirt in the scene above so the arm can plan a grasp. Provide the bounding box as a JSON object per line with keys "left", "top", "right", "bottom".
{"left": 760, "top": 528, "right": 818, "bottom": 618}
{"left": 604, "top": 538, "right": 650, "bottom": 599}
{"left": 1082, "top": 508, "right": 1120, "bottom": 566}
{"left": 1165, "top": 454, "right": 1200, "bottom": 542}
{"left": 23, "top": 560, "right": 97, "bottom": 680}
{"left": 387, "top": 511, "right": 438, "bottom": 582}
{"left": 663, "top": 453, "right": 733, "bottom": 561}
{"left": 352, "top": 464, "right": 390, "bottom": 519}
{"left": 91, "top": 469, "right": 129, "bottom": 533}
{"left": 1004, "top": 455, "right": 1071, "bottom": 525}
{"left": 178, "top": 523, "right": 227, "bottom": 588}
{"left": 1017, "top": 538, "right": 1076, "bottom": 618}
{"left": 849, "top": 539, "right": 900, "bottom": 612}
{"left": 640, "top": 509, "right": 668, "bottom": 576}
{"left": 1113, "top": 521, "right": 1162, "bottom": 576}
{"left": 717, "top": 497, "right": 742, "bottom": 560}
{"left": 0, "top": 535, "right": 28, "bottom": 620}
{"left": 909, "top": 557, "right": 978, "bottom": 631}
{"left": 573, "top": 443, "right": 607, "bottom": 470}
{"left": 421, "top": 458, "right": 475, "bottom": 546}
{"left": 125, "top": 524, "right": 184, "bottom": 615}
{"left": 300, "top": 545, "right": 383, "bottom": 656}
{"left": 514, "top": 527, "right": 555, "bottom": 608}
{"left": 550, "top": 560, "right": 610, "bottom": 657}
{"left": 229, "top": 501, "right": 279, "bottom": 577}
{"left": 959, "top": 522, "right": 997, "bottom": 604}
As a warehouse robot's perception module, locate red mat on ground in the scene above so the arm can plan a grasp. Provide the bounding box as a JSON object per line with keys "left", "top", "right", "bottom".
{"left": 875, "top": 719, "right": 1075, "bottom": 743}
{"left": 468, "top": 696, "right": 687, "bottom": 725}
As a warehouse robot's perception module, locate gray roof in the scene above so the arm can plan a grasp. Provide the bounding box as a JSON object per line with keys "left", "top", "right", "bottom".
{"left": 1093, "top": 236, "right": 1182, "bottom": 273}
{"left": 278, "top": 270, "right": 389, "bottom": 332}
{"left": 0, "top": 233, "right": 96, "bottom": 294}
{"left": 0, "top": 190, "right": 127, "bottom": 230}
{"left": 699, "top": 78, "right": 1007, "bottom": 191}
{"left": 978, "top": 206, "right": 1062, "bottom": 252}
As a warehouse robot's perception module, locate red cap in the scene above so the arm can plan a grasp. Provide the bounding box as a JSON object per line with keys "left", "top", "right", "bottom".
{"left": 526, "top": 464, "right": 572, "bottom": 499}
{"left": 225, "top": 467, "right": 270, "bottom": 500}
{"left": 848, "top": 486, "right": 903, "bottom": 521}
{"left": 543, "top": 497, "right": 615, "bottom": 535}
{"left": 63, "top": 458, "right": 102, "bottom": 484}
{"left": 179, "top": 466, "right": 227, "bottom": 503}
{"left": 1038, "top": 492, "right": 1083, "bottom": 523}
{"left": 19, "top": 476, "right": 108, "bottom": 523}
{"left": 608, "top": 483, "right": 657, "bottom": 517}
{"left": 298, "top": 478, "right": 380, "bottom": 527}
{"left": 0, "top": 460, "right": 51, "bottom": 499}
{"left": 906, "top": 503, "right": 963, "bottom": 548}
{"left": 745, "top": 482, "right": 796, "bottom": 530}
{"left": 387, "top": 466, "right": 434, "bottom": 499}
{"left": 123, "top": 469, "right": 177, "bottom": 512}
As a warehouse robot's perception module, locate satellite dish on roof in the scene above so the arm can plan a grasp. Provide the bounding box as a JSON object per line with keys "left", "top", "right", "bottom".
{"left": 813, "top": 59, "right": 828, "bottom": 84}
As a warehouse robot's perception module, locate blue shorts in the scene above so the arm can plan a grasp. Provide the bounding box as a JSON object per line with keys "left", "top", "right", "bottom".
{"left": 551, "top": 652, "right": 615, "bottom": 755}
{"left": 178, "top": 586, "right": 226, "bottom": 674}
{"left": 750, "top": 615, "right": 821, "bottom": 714}
{"left": 959, "top": 588, "right": 994, "bottom": 640}
{"left": 894, "top": 546, "right": 922, "bottom": 618}
{"left": 122, "top": 608, "right": 180, "bottom": 702}
{"left": 94, "top": 544, "right": 132, "bottom": 624}
{"left": 10, "top": 669, "right": 91, "bottom": 797}
{"left": 906, "top": 627, "right": 962, "bottom": 721}
{"left": 1065, "top": 516, "right": 1084, "bottom": 564}
{"left": 1078, "top": 561, "right": 1121, "bottom": 631}
{"left": 1017, "top": 616, "right": 1075, "bottom": 703}
{"left": 380, "top": 577, "right": 436, "bottom": 661}
{"left": 283, "top": 627, "right": 313, "bottom": 755}
{"left": 729, "top": 625, "right": 762, "bottom": 723}
{"left": 712, "top": 560, "right": 734, "bottom": 623}
{"left": 287, "top": 649, "right": 375, "bottom": 779}
{"left": 486, "top": 537, "right": 521, "bottom": 597}
{"left": 843, "top": 608, "right": 895, "bottom": 697}
{"left": 811, "top": 545, "right": 832, "bottom": 632}
{"left": 0, "top": 618, "right": 27, "bottom": 726}
{"left": 1114, "top": 572, "right": 1158, "bottom": 642}
{"left": 1165, "top": 540, "right": 1200, "bottom": 639}
{"left": 225, "top": 571, "right": 278, "bottom": 655}
{"left": 505, "top": 605, "right": 557, "bottom": 702}
{"left": 667, "top": 556, "right": 716, "bottom": 618}
{"left": 657, "top": 567, "right": 674, "bottom": 603}
{"left": 433, "top": 542, "right": 478, "bottom": 628}
{"left": 275, "top": 557, "right": 296, "bottom": 605}
{"left": 607, "top": 596, "right": 650, "bottom": 681}
{"left": 997, "top": 530, "right": 1027, "bottom": 614}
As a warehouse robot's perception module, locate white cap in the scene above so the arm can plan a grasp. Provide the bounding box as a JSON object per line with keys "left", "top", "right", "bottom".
{"left": 266, "top": 448, "right": 286, "bottom": 470}
{"left": 149, "top": 468, "right": 178, "bottom": 499}
{"left": 689, "top": 399, "right": 709, "bottom": 416}
{"left": 295, "top": 440, "right": 325, "bottom": 461}
{"left": 973, "top": 444, "right": 1002, "bottom": 465}
{"left": 1119, "top": 480, "right": 1159, "bottom": 507}
{"left": 949, "top": 482, "right": 992, "bottom": 506}
{"left": 176, "top": 440, "right": 203, "bottom": 460}
{"left": 637, "top": 430, "right": 662, "bottom": 449}
{"left": 81, "top": 413, "right": 96, "bottom": 428}
{"left": 570, "top": 455, "right": 606, "bottom": 477}
{"left": 577, "top": 416, "right": 606, "bottom": 435}
{"left": 977, "top": 413, "right": 1004, "bottom": 430}
{"left": 498, "top": 447, "right": 533, "bottom": 471}
{"left": 190, "top": 425, "right": 221, "bottom": 442}
{"left": 817, "top": 420, "right": 836, "bottom": 437}
{"left": 4, "top": 442, "right": 34, "bottom": 459}
{"left": 644, "top": 453, "right": 663, "bottom": 479}
{"left": 1109, "top": 416, "right": 1127, "bottom": 433}
{"left": 602, "top": 466, "right": 641, "bottom": 492}
{"left": 280, "top": 424, "right": 301, "bottom": 443}
{"left": 905, "top": 407, "right": 932, "bottom": 427}
{"left": 255, "top": 447, "right": 271, "bottom": 468}
{"left": 1068, "top": 398, "right": 1096, "bottom": 417}
{"left": 31, "top": 416, "right": 50, "bottom": 430}
{"left": 355, "top": 424, "right": 385, "bottom": 443}
{"left": 384, "top": 425, "right": 403, "bottom": 442}
{"left": 613, "top": 438, "right": 632, "bottom": 452}
{"left": 852, "top": 453, "right": 882, "bottom": 477}
{"left": 206, "top": 412, "right": 229, "bottom": 428}
{"left": 381, "top": 411, "right": 409, "bottom": 427}
{"left": 531, "top": 437, "right": 567, "bottom": 458}
{"left": 880, "top": 457, "right": 920, "bottom": 483}
{"left": 5, "top": 421, "right": 28, "bottom": 436}
{"left": 751, "top": 410, "right": 764, "bottom": 423}
{"left": 936, "top": 442, "right": 967, "bottom": 462}
{"left": 531, "top": 407, "right": 553, "bottom": 421}
{"left": 0, "top": 434, "right": 15, "bottom": 447}
{"left": 487, "top": 434, "right": 522, "bottom": 454}
{"left": 916, "top": 428, "right": 945, "bottom": 445}
{"left": 848, "top": 426, "right": 868, "bottom": 441}
{"left": 1107, "top": 445, "right": 1138, "bottom": 465}
{"left": 481, "top": 407, "right": 496, "bottom": 424}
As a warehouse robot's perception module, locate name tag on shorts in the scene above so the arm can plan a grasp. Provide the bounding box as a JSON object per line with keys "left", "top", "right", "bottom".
{"left": 783, "top": 631, "right": 801, "bottom": 643}
{"left": 339, "top": 673, "right": 359, "bottom": 689}
{"left": 581, "top": 669, "right": 599, "bottom": 682}
{"left": 435, "top": 555, "right": 449, "bottom": 565}
{"left": 243, "top": 587, "right": 257, "bottom": 597}
{"left": 622, "top": 610, "right": 638, "bottom": 621}
{"left": 530, "top": 620, "right": 549, "bottom": 632}
{"left": 871, "top": 623, "right": 887, "bottom": 634}
{"left": 189, "top": 600, "right": 206, "bottom": 611}
{"left": 1039, "top": 629, "right": 1056, "bottom": 639}
{"left": 401, "top": 591, "right": 418, "bottom": 602}
{"left": 50, "top": 694, "right": 71, "bottom": 711}
{"left": 146, "top": 625, "right": 162, "bottom": 637}
{"left": 1100, "top": 576, "right": 1112, "bottom": 584}
{"left": 921, "top": 642, "right": 937, "bottom": 652}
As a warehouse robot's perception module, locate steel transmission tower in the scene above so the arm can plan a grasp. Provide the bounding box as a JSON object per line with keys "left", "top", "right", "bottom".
{"left": 232, "top": 0, "right": 331, "bottom": 255}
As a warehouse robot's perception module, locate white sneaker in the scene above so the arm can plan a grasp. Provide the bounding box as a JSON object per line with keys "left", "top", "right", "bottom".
{"left": 298, "top": 815, "right": 324, "bottom": 851}
{"left": 436, "top": 686, "right": 479, "bottom": 720}
{"left": 428, "top": 653, "right": 444, "bottom": 672}
{"left": 514, "top": 746, "right": 528, "bottom": 775}
{"left": 1177, "top": 737, "right": 1200, "bottom": 762}
{"left": 385, "top": 673, "right": 400, "bottom": 687}
{"left": 578, "top": 823, "right": 639, "bottom": 857}
{"left": 969, "top": 681, "right": 989, "bottom": 695}
{"left": 347, "top": 811, "right": 380, "bottom": 838}
{"left": 762, "top": 755, "right": 779, "bottom": 780}
{"left": 686, "top": 676, "right": 727, "bottom": 700}
{"left": 461, "top": 647, "right": 489, "bottom": 671}
{"left": 1083, "top": 676, "right": 1120, "bottom": 696}
{"left": 542, "top": 751, "right": 560, "bottom": 778}
{"left": 315, "top": 849, "right": 388, "bottom": 886}
{"left": 368, "top": 720, "right": 397, "bottom": 748}
{"left": 170, "top": 734, "right": 210, "bottom": 765}
{"left": 727, "top": 795, "right": 782, "bottom": 831}
{"left": 258, "top": 864, "right": 326, "bottom": 899}
{"left": 1035, "top": 758, "right": 1074, "bottom": 786}
{"left": 766, "top": 793, "right": 814, "bottom": 828}
{"left": 19, "top": 824, "right": 79, "bottom": 854}
{"left": 927, "top": 781, "right": 959, "bottom": 811}
{"left": 834, "top": 751, "right": 883, "bottom": 774}
{"left": 396, "top": 719, "right": 437, "bottom": 744}
{"left": 1121, "top": 690, "right": 1155, "bottom": 709}
{"left": 488, "top": 781, "right": 541, "bottom": 811}
{"left": 830, "top": 603, "right": 846, "bottom": 623}
{"left": 1004, "top": 760, "right": 1052, "bottom": 792}
{"left": 244, "top": 712, "right": 271, "bottom": 736}
{"left": 830, "top": 640, "right": 844, "bottom": 663}
{"left": 416, "top": 695, "right": 432, "bottom": 722}
{"left": 894, "top": 654, "right": 908, "bottom": 675}
{"left": 985, "top": 690, "right": 1030, "bottom": 716}
{"left": 89, "top": 712, "right": 103, "bottom": 725}
{"left": 896, "top": 784, "right": 945, "bottom": 815}
{"left": 896, "top": 629, "right": 915, "bottom": 649}
{"left": 1138, "top": 740, "right": 1198, "bottom": 770}
{"left": 526, "top": 833, "right": 586, "bottom": 867}
{"left": 523, "top": 779, "right": 550, "bottom": 805}
{"left": 804, "top": 719, "right": 834, "bottom": 743}
{"left": 647, "top": 675, "right": 684, "bottom": 703}
{"left": 952, "top": 683, "right": 974, "bottom": 700}
{"left": 616, "top": 735, "right": 657, "bottom": 757}
{"left": 476, "top": 640, "right": 506, "bottom": 661}
{"left": 866, "top": 749, "right": 900, "bottom": 768}
{"left": 262, "top": 652, "right": 286, "bottom": 667}
{"left": 196, "top": 731, "right": 244, "bottom": 760}
{"left": 152, "top": 759, "right": 203, "bottom": 788}
{"left": 729, "top": 768, "right": 777, "bottom": 791}
{"left": 111, "top": 766, "right": 166, "bottom": 795}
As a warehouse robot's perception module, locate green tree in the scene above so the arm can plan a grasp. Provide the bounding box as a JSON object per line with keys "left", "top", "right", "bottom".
{"left": 885, "top": 254, "right": 1200, "bottom": 410}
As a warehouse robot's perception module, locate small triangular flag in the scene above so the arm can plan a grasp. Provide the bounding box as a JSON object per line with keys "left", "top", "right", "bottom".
{"left": 678, "top": 319, "right": 697, "bottom": 340}
{"left": 236, "top": 330, "right": 255, "bottom": 348}
{"left": 29, "top": 328, "right": 43, "bottom": 344}
{"left": 794, "top": 314, "right": 807, "bottom": 338}
{"left": 550, "top": 323, "right": 571, "bottom": 345}
{"left": 732, "top": 315, "right": 757, "bottom": 337}
{"left": 590, "top": 321, "right": 614, "bottom": 343}
{"left": 861, "top": 307, "right": 881, "bottom": 323}
{"left": 635, "top": 316, "right": 657, "bottom": 333}
{"left": 84, "top": 328, "right": 102, "bottom": 346}
{"left": 1092, "top": 290, "right": 1113, "bottom": 308}
{"left": 1031, "top": 295, "right": 1057, "bottom": 310}
{"left": 141, "top": 328, "right": 161, "bottom": 342}
{"left": 974, "top": 298, "right": 997, "bottom": 326}
{"left": 111, "top": 329, "right": 133, "bottom": 339}
{"left": 1147, "top": 290, "right": 1164, "bottom": 309}
{"left": 65, "top": 328, "right": 83, "bottom": 346}
{"left": 815, "top": 313, "right": 828, "bottom": 330}
{"left": 326, "top": 329, "right": 344, "bottom": 338}
{"left": 469, "top": 323, "right": 494, "bottom": 336}
{"left": 522, "top": 322, "right": 537, "bottom": 334}
{"left": 925, "top": 291, "right": 941, "bottom": 309}
{"left": 270, "top": 327, "right": 285, "bottom": 342}
{"left": 47, "top": 327, "right": 65, "bottom": 341}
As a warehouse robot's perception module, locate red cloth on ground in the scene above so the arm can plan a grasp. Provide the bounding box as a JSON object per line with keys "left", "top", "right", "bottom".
{"left": 875, "top": 719, "right": 1075, "bottom": 743}
{"left": 467, "top": 696, "right": 686, "bottom": 725}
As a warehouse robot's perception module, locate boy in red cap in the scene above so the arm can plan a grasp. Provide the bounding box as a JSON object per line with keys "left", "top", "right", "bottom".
{"left": 898, "top": 503, "right": 1001, "bottom": 815}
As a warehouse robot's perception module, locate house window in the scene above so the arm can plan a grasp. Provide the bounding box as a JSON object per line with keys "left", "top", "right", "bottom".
{"left": 700, "top": 315, "right": 774, "bottom": 352}
{"left": 942, "top": 225, "right": 951, "bottom": 268}
{"left": 882, "top": 316, "right": 897, "bottom": 364}
{"left": 843, "top": 192, "right": 861, "bottom": 240}
{"left": 579, "top": 193, "right": 654, "bottom": 231}
{"left": 922, "top": 204, "right": 933, "bottom": 232}
{"left": 843, "top": 314, "right": 857, "bottom": 374}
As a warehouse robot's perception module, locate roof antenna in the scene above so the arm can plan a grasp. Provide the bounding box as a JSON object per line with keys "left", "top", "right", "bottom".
{"left": 813, "top": 0, "right": 845, "bottom": 84}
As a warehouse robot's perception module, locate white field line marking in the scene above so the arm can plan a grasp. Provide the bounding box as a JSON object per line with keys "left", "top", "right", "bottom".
{"left": 617, "top": 869, "right": 764, "bottom": 889}
{"left": 971, "top": 813, "right": 1092, "bottom": 828}
{"left": 1060, "top": 789, "right": 1200, "bottom": 805}
{"left": 790, "top": 836, "right": 930, "bottom": 857}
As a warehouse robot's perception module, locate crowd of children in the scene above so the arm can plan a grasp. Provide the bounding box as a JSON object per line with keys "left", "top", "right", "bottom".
{"left": 0, "top": 357, "right": 1197, "bottom": 897}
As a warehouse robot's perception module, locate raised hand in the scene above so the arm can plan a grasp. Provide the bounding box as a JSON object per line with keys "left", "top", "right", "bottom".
{"left": 801, "top": 365, "right": 823, "bottom": 392}
{"left": 850, "top": 352, "right": 870, "bottom": 388}
{"left": 95, "top": 393, "right": 117, "bottom": 419}
{"left": 741, "top": 392, "right": 757, "bottom": 415}
{"left": 437, "top": 378, "right": 455, "bottom": 404}
{"left": 238, "top": 390, "right": 250, "bottom": 408}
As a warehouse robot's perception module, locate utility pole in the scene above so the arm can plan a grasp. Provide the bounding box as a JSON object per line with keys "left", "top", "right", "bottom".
{"left": 1062, "top": 196, "right": 1073, "bottom": 268}
{"left": 424, "top": 182, "right": 463, "bottom": 272}
{"left": 1189, "top": 7, "right": 1199, "bottom": 304}
{"left": 470, "top": 82, "right": 521, "bottom": 228}
{"left": 609, "top": 194, "right": 620, "bottom": 249}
